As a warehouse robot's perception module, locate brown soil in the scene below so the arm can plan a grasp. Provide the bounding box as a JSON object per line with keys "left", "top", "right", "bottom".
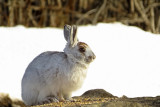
{"left": 1, "top": 89, "right": 160, "bottom": 107}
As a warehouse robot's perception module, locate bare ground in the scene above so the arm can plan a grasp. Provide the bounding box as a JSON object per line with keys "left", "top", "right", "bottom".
{"left": 1, "top": 89, "right": 160, "bottom": 107}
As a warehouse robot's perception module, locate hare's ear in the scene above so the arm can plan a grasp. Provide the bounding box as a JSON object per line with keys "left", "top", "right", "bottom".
{"left": 70, "top": 25, "right": 78, "bottom": 47}
{"left": 64, "top": 25, "right": 78, "bottom": 47}
{"left": 64, "top": 24, "right": 71, "bottom": 42}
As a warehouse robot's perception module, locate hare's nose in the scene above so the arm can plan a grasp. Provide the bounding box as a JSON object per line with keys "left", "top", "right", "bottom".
{"left": 93, "top": 55, "right": 96, "bottom": 60}
{"left": 92, "top": 52, "right": 96, "bottom": 60}
{"left": 89, "top": 53, "right": 96, "bottom": 61}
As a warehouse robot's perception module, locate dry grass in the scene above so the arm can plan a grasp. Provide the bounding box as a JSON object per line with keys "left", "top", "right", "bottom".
{"left": 32, "top": 97, "right": 117, "bottom": 107}
{"left": 0, "top": 92, "right": 160, "bottom": 107}
{"left": 0, "top": 93, "right": 25, "bottom": 107}
{"left": 0, "top": 0, "right": 160, "bottom": 33}
{"left": 32, "top": 89, "right": 117, "bottom": 107}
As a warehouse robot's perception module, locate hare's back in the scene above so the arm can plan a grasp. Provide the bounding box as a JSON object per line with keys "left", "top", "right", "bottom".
{"left": 26, "top": 51, "right": 67, "bottom": 72}
{"left": 37, "top": 51, "right": 67, "bottom": 62}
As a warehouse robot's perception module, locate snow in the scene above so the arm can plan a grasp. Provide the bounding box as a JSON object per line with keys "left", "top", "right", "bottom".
{"left": 0, "top": 23, "right": 160, "bottom": 100}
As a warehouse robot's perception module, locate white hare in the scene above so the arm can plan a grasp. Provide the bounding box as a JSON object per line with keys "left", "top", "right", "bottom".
{"left": 21, "top": 25, "right": 96, "bottom": 106}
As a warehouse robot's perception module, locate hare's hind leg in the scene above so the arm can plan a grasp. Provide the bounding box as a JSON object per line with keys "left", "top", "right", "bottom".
{"left": 38, "top": 95, "right": 59, "bottom": 105}
{"left": 22, "top": 87, "right": 39, "bottom": 106}
{"left": 57, "top": 92, "right": 65, "bottom": 102}
{"left": 37, "top": 89, "right": 59, "bottom": 105}
{"left": 64, "top": 93, "right": 74, "bottom": 101}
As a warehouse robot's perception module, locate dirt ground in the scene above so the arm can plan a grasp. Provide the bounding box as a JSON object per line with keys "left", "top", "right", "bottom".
{"left": 1, "top": 89, "right": 160, "bottom": 107}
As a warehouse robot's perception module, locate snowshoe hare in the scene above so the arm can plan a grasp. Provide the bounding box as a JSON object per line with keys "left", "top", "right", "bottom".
{"left": 21, "top": 25, "right": 96, "bottom": 106}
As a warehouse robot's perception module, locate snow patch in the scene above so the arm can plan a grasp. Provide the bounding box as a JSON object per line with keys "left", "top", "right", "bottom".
{"left": 0, "top": 23, "right": 160, "bottom": 99}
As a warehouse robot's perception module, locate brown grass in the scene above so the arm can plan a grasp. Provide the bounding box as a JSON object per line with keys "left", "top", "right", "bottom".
{"left": 0, "top": 0, "right": 160, "bottom": 33}
{"left": 0, "top": 93, "right": 26, "bottom": 107}
{"left": 32, "top": 97, "right": 117, "bottom": 107}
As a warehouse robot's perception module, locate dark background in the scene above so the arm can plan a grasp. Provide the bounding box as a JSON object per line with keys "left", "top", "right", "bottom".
{"left": 0, "top": 0, "right": 160, "bottom": 33}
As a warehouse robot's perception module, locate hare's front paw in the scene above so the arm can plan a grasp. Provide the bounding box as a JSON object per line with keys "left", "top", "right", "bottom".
{"left": 64, "top": 94, "right": 74, "bottom": 102}
{"left": 38, "top": 96, "right": 59, "bottom": 105}
{"left": 65, "top": 97, "right": 75, "bottom": 102}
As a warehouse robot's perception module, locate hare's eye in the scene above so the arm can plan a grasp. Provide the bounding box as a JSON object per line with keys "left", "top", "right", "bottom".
{"left": 79, "top": 47, "right": 86, "bottom": 53}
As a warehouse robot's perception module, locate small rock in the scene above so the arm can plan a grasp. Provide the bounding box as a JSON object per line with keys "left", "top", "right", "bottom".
{"left": 120, "top": 95, "right": 128, "bottom": 99}
{"left": 0, "top": 93, "right": 26, "bottom": 107}
{"left": 0, "top": 93, "right": 12, "bottom": 107}
{"left": 81, "top": 89, "right": 117, "bottom": 98}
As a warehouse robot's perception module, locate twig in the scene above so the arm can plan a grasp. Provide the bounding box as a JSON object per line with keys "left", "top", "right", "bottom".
{"left": 18, "top": 0, "right": 25, "bottom": 24}
{"left": 0, "top": 3, "right": 2, "bottom": 25}
{"left": 121, "top": 18, "right": 144, "bottom": 25}
{"left": 134, "top": 0, "right": 150, "bottom": 26}
{"left": 150, "top": 1, "right": 155, "bottom": 33}
{"left": 57, "top": 0, "right": 62, "bottom": 9}
{"left": 41, "top": 0, "right": 47, "bottom": 27}
{"left": 145, "top": 3, "right": 160, "bottom": 13}
{"left": 92, "top": 0, "right": 107, "bottom": 25}
{"left": 28, "top": 7, "right": 38, "bottom": 27}
{"left": 8, "top": 0, "right": 14, "bottom": 26}
{"left": 29, "top": 5, "right": 61, "bottom": 10}
{"left": 76, "top": 9, "right": 97, "bottom": 25}
{"left": 79, "top": 1, "right": 89, "bottom": 10}
{"left": 156, "top": 16, "right": 160, "bottom": 34}
{"left": 130, "top": 0, "right": 135, "bottom": 13}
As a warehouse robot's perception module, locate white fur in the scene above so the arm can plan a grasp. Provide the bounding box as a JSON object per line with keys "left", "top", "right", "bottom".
{"left": 21, "top": 25, "right": 95, "bottom": 105}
